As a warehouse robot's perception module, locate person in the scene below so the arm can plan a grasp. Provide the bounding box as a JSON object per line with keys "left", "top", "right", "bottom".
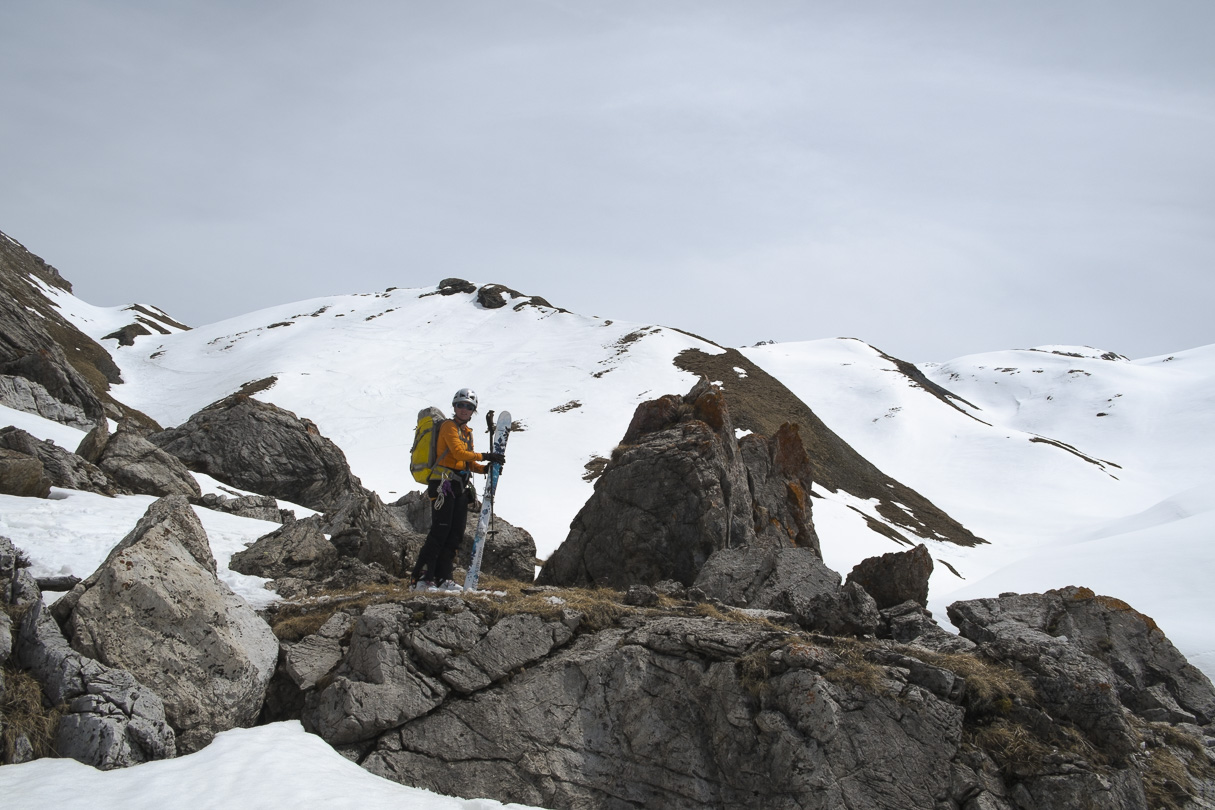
{"left": 409, "top": 388, "right": 505, "bottom": 591}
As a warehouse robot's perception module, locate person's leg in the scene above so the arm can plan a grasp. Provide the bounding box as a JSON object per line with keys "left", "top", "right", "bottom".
{"left": 434, "top": 486, "right": 470, "bottom": 583}
{"left": 412, "top": 489, "right": 459, "bottom": 582}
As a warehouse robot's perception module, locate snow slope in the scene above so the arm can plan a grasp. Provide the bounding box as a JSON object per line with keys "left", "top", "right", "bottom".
{"left": 743, "top": 339, "right": 1215, "bottom": 676}
{"left": 43, "top": 282, "right": 717, "bottom": 555}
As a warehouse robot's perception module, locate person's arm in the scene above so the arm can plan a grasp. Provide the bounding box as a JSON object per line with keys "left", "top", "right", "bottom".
{"left": 440, "top": 421, "right": 487, "bottom": 472}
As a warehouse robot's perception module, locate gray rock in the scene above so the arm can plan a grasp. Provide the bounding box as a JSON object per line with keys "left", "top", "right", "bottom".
{"left": 324, "top": 491, "right": 421, "bottom": 576}
{"left": 63, "top": 495, "right": 278, "bottom": 753}
{"left": 14, "top": 599, "right": 175, "bottom": 768}
{"left": 847, "top": 543, "right": 934, "bottom": 609}
{"left": 948, "top": 591, "right": 1143, "bottom": 763}
{"left": 0, "top": 374, "right": 95, "bottom": 430}
{"left": 0, "top": 610, "right": 12, "bottom": 665}
{"left": 150, "top": 394, "right": 363, "bottom": 512}
{"left": 364, "top": 616, "right": 964, "bottom": 810}
{"left": 0, "top": 425, "right": 116, "bottom": 495}
{"left": 98, "top": 426, "right": 201, "bottom": 498}
{"left": 881, "top": 600, "right": 976, "bottom": 654}
{"left": 441, "top": 613, "right": 573, "bottom": 693}
{"left": 229, "top": 516, "right": 339, "bottom": 581}
{"left": 75, "top": 418, "right": 109, "bottom": 464}
{"left": 540, "top": 380, "right": 820, "bottom": 588}
{"left": 694, "top": 546, "right": 881, "bottom": 636}
{"left": 302, "top": 603, "right": 450, "bottom": 745}
{"left": 286, "top": 635, "right": 344, "bottom": 691}
{"left": 198, "top": 492, "right": 291, "bottom": 523}
{"left": 0, "top": 447, "right": 52, "bottom": 497}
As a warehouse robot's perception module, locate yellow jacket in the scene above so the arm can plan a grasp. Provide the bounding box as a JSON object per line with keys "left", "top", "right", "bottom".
{"left": 433, "top": 419, "right": 487, "bottom": 477}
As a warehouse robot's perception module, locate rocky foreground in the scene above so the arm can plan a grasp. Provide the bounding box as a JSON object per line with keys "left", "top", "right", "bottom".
{"left": 5, "top": 500, "right": 1215, "bottom": 810}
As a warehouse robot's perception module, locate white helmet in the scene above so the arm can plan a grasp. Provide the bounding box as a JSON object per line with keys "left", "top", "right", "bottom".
{"left": 452, "top": 388, "right": 478, "bottom": 411}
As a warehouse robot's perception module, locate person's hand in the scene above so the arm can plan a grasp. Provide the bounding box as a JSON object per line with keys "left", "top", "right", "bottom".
{"left": 482, "top": 452, "right": 506, "bottom": 465}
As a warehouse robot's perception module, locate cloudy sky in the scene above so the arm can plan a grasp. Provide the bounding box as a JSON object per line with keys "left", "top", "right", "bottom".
{"left": 2, "top": 1, "right": 1213, "bottom": 362}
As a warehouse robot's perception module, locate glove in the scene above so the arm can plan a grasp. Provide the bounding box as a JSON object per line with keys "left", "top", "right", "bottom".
{"left": 481, "top": 452, "right": 506, "bottom": 466}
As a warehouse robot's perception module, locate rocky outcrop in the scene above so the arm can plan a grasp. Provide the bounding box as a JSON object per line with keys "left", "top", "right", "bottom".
{"left": 97, "top": 426, "right": 201, "bottom": 498}
{"left": 950, "top": 587, "right": 1215, "bottom": 735}
{"left": 267, "top": 581, "right": 1215, "bottom": 810}
{"left": 0, "top": 425, "right": 116, "bottom": 495}
{"left": 847, "top": 543, "right": 934, "bottom": 609}
{"left": 150, "top": 394, "right": 363, "bottom": 512}
{"left": 0, "top": 374, "right": 94, "bottom": 430}
{"left": 58, "top": 496, "right": 278, "bottom": 753}
{"left": 539, "top": 380, "right": 819, "bottom": 589}
{"left": 0, "top": 230, "right": 160, "bottom": 431}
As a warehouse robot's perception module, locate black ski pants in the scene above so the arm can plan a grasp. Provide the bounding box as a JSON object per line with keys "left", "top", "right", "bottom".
{"left": 411, "top": 479, "right": 469, "bottom": 583}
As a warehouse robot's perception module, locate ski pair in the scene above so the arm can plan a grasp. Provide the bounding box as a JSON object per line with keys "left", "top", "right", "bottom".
{"left": 464, "top": 410, "right": 511, "bottom": 592}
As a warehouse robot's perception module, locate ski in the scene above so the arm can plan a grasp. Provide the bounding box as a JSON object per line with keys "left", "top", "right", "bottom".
{"left": 464, "top": 410, "right": 511, "bottom": 592}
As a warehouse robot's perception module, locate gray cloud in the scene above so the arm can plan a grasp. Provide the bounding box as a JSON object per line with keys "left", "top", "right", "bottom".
{"left": 2, "top": 0, "right": 1212, "bottom": 361}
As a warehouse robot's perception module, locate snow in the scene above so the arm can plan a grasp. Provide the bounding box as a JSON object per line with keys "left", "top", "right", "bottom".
{"left": 0, "top": 721, "right": 539, "bottom": 810}
{"left": 743, "top": 338, "right": 1215, "bottom": 680}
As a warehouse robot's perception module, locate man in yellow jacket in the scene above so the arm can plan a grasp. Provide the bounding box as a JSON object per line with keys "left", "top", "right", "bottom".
{"left": 409, "top": 388, "right": 505, "bottom": 591}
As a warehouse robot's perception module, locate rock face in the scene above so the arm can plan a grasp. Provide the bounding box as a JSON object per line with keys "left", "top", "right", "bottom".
{"left": 97, "top": 426, "right": 202, "bottom": 498}
{"left": 271, "top": 583, "right": 1215, "bottom": 810}
{"left": 150, "top": 394, "right": 363, "bottom": 512}
{"left": 15, "top": 600, "right": 177, "bottom": 768}
{"left": 0, "top": 229, "right": 160, "bottom": 430}
{"left": 539, "top": 380, "right": 819, "bottom": 588}
{"left": 846, "top": 543, "right": 934, "bottom": 609}
{"left": 60, "top": 496, "right": 279, "bottom": 753}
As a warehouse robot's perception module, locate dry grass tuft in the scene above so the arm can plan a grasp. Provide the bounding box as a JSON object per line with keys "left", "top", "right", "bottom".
{"left": 821, "top": 638, "right": 885, "bottom": 692}
{"left": 969, "top": 719, "right": 1054, "bottom": 775}
{"left": 1, "top": 666, "right": 62, "bottom": 760}
{"left": 906, "top": 647, "right": 1035, "bottom": 719}
{"left": 269, "top": 581, "right": 415, "bottom": 641}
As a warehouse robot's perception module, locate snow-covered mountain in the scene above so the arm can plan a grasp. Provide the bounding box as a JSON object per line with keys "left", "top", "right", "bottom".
{"left": 744, "top": 338, "right": 1215, "bottom": 676}
{"left": 4, "top": 235, "right": 1213, "bottom": 680}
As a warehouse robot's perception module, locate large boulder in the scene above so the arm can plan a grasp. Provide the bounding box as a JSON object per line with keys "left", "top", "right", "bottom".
{"left": 60, "top": 496, "right": 279, "bottom": 753}
{"left": 846, "top": 543, "right": 934, "bottom": 609}
{"left": 0, "top": 447, "right": 52, "bottom": 497}
{"left": 539, "top": 380, "right": 819, "bottom": 588}
{"left": 229, "top": 516, "right": 339, "bottom": 581}
{"left": 97, "top": 426, "right": 201, "bottom": 498}
{"left": 0, "top": 426, "right": 116, "bottom": 495}
{"left": 149, "top": 394, "right": 363, "bottom": 512}
{"left": 693, "top": 546, "right": 880, "bottom": 636}
{"left": 951, "top": 587, "right": 1215, "bottom": 731}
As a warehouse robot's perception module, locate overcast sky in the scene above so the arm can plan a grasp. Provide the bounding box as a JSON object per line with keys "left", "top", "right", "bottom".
{"left": 2, "top": 1, "right": 1213, "bottom": 362}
